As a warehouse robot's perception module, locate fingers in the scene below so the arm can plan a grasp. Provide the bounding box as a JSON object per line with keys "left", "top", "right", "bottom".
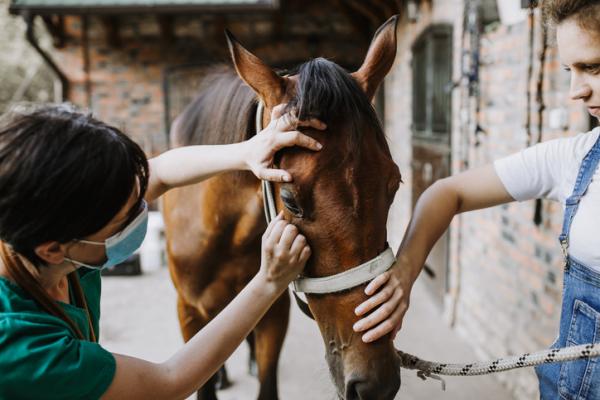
{"left": 353, "top": 288, "right": 403, "bottom": 333}
{"left": 298, "top": 244, "right": 311, "bottom": 264}
{"left": 296, "top": 117, "right": 327, "bottom": 131}
{"left": 270, "top": 103, "right": 287, "bottom": 120}
{"left": 263, "top": 212, "right": 283, "bottom": 238}
{"left": 258, "top": 168, "right": 292, "bottom": 183}
{"left": 364, "top": 271, "right": 391, "bottom": 295}
{"left": 270, "top": 104, "right": 326, "bottom": 132}
{"left": 275, "top": 131, "right": 322, "bottom": 152}
{"left": 264, "top": 216, "right": 287, "bottom": 251}
{"left": 289, "top": 233, "right": 308, "bottom": 261}
{"left": 354, "top": 285, "right": 394, "bottom": 316}
{"left": 278, "top": 224, "right": 299, "bottom": 250}
{"left": 360, "top": 305, "right": 406, "bottom": 343}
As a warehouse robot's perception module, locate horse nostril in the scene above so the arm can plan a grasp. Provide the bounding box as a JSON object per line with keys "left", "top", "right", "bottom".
{"left": 344, "top": 377, "right": 364, "bottom": 400}
{"left": 345, "top": 373, "right": 400, "bottom": 400}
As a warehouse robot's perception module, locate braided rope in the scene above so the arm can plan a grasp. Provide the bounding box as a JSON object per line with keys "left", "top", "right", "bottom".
{"left": 397, "top": 343, "right": 600, "bottom": 390}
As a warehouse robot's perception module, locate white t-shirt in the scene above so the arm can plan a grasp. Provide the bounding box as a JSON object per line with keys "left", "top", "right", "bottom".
{"left": 494, "top": 128, "right": 600, "bottom": 271}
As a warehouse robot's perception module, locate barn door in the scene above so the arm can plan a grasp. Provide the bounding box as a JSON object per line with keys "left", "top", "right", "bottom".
{"left": 411, "top": 25, "right": 453, "bottom": 308}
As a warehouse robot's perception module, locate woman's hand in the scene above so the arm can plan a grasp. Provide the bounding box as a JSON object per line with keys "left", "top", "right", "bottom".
{"left": 352, "top": 259, "right": 417, "bottom": 343}
{"left": 259, "top": 212, "right": 311, "bottom": 291}
{"left": 243, "top": 104, "right": 326, "bottom": 182}
{"left": 104, "top": 213, "right": 311, "bottom": 400}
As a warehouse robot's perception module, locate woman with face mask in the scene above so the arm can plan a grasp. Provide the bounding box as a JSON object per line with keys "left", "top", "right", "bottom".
{"left": 0, "top": 103, "right": 325, "bottom": 400}
{"left": 357, "top": 1, "right": 600, "bottom": 398}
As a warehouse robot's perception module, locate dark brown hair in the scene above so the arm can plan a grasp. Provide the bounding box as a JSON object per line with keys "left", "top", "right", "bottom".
{"left": 0, "top": 104, "right": 148, "bottom": 264}
{"left": 0, "top": 242, "right": 93, "bottom": 340}
{"left": 0, "top": 103, "right": 149, "bottom": 340}
{"left": 543, "top": 0, "right": 600, "bottom": 34}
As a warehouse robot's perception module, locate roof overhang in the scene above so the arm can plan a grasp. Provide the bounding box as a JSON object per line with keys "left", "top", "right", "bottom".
{"left": 9, "top": 0, "right": 279, "bottom": 15}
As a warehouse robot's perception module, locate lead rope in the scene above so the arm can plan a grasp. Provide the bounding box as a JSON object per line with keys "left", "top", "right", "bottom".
{"left": 397, "top": 343, "right": 600, "bottom": 390}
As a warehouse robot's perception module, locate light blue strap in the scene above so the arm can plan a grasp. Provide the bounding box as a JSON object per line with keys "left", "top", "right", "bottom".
{"left": 559, "top": 136, "right": 600, "bottom": 258}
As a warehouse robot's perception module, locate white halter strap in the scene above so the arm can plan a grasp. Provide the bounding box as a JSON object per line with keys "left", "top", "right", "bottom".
{"left": 255, "top": 100, "right": 395, "bottom": 295}
{"left": 291, "top": 247, "right": 395, "bottom": 294}
{"left": 256, "top": 101, "right": 278, "bottom": 224}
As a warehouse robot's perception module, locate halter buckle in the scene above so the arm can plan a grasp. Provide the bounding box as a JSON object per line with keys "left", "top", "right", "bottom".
{"left": 560, "top": 238, "right": 569, "bottom": 267}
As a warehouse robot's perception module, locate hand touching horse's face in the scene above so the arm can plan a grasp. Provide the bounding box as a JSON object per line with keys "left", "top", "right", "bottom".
{"left": 228, "top": 16, "right": 401, "bottom": 400}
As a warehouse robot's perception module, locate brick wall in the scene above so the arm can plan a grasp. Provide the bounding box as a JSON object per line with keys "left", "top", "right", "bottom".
{"left": 385, "top": 2, "right": 592, "bottom": 399}
{"left": 48, "top": 4, "right": 372, "bottom": 156}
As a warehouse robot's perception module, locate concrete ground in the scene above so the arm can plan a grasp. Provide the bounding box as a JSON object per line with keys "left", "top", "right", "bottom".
{"left": 99, "top": 267, "right": 515, "bottom": 400}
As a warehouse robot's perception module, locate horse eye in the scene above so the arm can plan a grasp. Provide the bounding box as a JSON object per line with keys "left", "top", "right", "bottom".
{"left": 280, "top": 189, "right": 304, "bottom": 218}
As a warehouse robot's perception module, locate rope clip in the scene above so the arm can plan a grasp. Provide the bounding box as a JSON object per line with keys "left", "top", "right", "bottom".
{"left": 416, "top": 370, "right": 447, "bottom": 391}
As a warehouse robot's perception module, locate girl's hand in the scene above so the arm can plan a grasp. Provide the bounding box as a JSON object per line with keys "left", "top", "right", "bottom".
{"left": 352, "top": 260, "right": 416, "bottom": 343}
{"left": 259, "top": 212, "right": 311, "bottom": 291}
{"left": 244, "top": 104, "right": 326, "bottom": 182}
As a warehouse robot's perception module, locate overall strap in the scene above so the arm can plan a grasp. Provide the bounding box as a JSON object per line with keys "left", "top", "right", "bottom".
{"left": 559, "top": 134, "right": 600, "bottom": 260}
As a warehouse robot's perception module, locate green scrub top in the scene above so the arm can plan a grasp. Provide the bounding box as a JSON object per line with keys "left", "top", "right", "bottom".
{"left": 0, "top": 269, "right": 116, "bottom": 400}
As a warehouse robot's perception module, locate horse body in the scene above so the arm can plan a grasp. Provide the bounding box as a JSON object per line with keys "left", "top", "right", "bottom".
{"left": 163, "top": 70, "right": 290, "bottom": 400}
{"left": 163, "top": 15, "right": 402, "bottom": 400}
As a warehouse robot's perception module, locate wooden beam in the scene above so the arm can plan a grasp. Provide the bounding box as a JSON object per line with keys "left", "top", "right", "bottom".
{"left": 158, "top": 15, "right": 175, "bottom": 44}
{"left": 374, "top": 0, "right": 396, "bottom": 18}
{"left": 334, "top": 0, "right": 373, "bottom": 42}
{"left": 101, "top": 16, "right": 121, "bottom": 48}
{"left": 42, "top": 15, "right": 66, "bottom": 48}
{"left": 213, "top": 14, "right": 227, "bottom": 40}
{"left": 346, "top": 0, "right": 386, "bottom": 28}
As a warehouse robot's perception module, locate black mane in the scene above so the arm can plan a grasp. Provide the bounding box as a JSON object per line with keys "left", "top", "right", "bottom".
{"left": 285, "top": 57, "right": 386, "bottom": 151}
{"left": 171, "top": 59, "right": 385, "bottom": 152}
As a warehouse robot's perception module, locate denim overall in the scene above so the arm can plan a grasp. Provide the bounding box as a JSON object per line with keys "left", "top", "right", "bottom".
{"left": 535, "top": 136, "right": 600, "bottom": 400}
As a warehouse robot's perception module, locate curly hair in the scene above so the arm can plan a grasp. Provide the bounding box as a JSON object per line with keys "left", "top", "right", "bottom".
{"left": 543, "top": 0, "right": 600, "bottom": 34}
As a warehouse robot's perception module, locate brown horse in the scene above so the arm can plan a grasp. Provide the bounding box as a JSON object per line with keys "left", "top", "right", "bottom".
{"left": 163, "top": 16, "right": 401, "bottom": 400}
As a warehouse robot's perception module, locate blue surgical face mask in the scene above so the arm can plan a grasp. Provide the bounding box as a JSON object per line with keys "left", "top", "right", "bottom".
{"left": 65, "top": 200, "right": 148, "bottom": 270}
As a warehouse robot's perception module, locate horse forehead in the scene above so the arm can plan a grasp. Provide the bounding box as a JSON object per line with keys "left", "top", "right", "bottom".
{"left": 284, "top": 143, "right": 391, "bottom": 189}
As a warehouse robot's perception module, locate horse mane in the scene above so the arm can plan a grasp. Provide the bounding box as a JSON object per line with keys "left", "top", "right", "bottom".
{"left": 285, "top": 57, "right": 387, "bottom": 153}
{"left": 172, "top": 59, "right": 386, "bottom": 153}
{"left": 171, "top": 65, "right": 257, "bottom": 147}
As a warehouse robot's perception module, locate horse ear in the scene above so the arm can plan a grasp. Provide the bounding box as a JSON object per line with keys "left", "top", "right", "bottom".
{"left": 225, "top": 29, "right": 286, "bottom": 107}
{"left": 351, "top": 15, "right": 399, "bottom": 101}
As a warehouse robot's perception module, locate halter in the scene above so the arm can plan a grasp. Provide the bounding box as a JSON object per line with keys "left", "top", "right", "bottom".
{"left": 255, "top": 101, "right": 396, "bottom": 317}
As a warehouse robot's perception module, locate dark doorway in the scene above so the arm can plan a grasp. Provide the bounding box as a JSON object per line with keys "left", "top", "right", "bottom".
{"left": 411, "top": 25, "right": 453, "bottom": 308}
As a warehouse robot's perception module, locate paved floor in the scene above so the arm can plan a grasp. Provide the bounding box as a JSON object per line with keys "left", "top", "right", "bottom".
{"left": 99, "top": 267, "right": 516, "bottom": 399}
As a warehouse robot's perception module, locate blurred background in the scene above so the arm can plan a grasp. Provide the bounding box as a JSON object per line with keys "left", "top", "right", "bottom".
{"left": 2, "top": 0, "right": 596, "bottom": 398}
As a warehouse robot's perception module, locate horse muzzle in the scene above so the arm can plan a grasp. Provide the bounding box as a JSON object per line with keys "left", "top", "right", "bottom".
{"left": 340, "top": 366, "right": 400, "bottom": 400}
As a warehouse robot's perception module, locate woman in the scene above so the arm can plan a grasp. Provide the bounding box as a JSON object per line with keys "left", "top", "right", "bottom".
{"left": 355, "top": 0, "right": 600, "bottom": 398}
{"left": 0, "top": 103, "right": 325, "bottom": 399}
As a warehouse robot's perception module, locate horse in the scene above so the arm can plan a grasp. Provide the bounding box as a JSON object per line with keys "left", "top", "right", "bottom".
{"left": 162, "top": 15, "right": 401, "bottom": 400}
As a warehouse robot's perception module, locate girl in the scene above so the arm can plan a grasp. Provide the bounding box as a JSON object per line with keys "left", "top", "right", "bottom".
{"left": 355, "top": 0, "right": 600, "bottom": 398}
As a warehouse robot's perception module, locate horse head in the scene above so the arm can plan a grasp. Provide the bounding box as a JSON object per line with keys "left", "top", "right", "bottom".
{"left": 227, "top": 16, "right": 402, "bottom": 400}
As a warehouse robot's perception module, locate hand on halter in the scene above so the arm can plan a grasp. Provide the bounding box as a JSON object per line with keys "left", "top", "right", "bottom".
{"left": 351, "top": 259, "right": 415, "bottom": 343}
{"left": 259, "top": 212, "right": 311, "bottom": 291}
{"left": 244, "top": 104, "right": 326, "bottom": 182}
